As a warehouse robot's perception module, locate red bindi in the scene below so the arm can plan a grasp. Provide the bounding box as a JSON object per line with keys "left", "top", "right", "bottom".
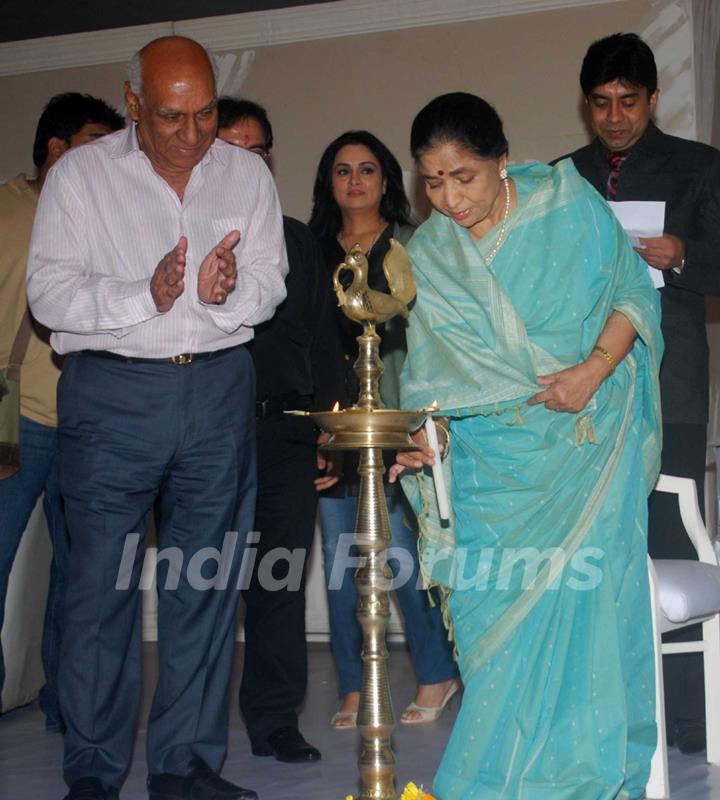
{"left": 437, "top": 170, "right": 445, "bottom": 176}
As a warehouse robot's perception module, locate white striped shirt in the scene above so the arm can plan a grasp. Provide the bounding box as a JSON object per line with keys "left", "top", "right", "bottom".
{"left": 27, "top": 125, "right": 288, "bottom": 357}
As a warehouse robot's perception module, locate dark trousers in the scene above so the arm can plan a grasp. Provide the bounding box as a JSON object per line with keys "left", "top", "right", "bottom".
{"left": 239, "top": 416, "right": 318, "bottom": 744}
{"left": 57, "top": 348, "right": 256, "bottom": 789}
{"left": 648, "top": 422, "right": 707, "bottom": 731}
{"left": 0, "top": 416, "right": 68, "bottom": 726}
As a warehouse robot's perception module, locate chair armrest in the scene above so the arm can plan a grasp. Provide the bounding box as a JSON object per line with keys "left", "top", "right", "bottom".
{"left": 654, "top": 474, "right": 718, "bottom": 565}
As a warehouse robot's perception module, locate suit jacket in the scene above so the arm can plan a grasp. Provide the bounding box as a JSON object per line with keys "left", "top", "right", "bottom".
{"left": 247, "top": 216, "right": 344, "bottom": 442}
{"left": 560, "top": 122, "right": 720, "bottom": 424}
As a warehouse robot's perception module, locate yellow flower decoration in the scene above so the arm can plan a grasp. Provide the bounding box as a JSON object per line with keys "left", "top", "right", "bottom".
{"left": 400, "top": 782, "right": 436, "bottom": 800}
{"left": 345, "top": 783, "right": 435, "bottom": 800}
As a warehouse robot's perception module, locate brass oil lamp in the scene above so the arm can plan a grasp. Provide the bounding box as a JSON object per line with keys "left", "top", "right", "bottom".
{"left": 291, "top": 240, "right": 427, "bottom": 799}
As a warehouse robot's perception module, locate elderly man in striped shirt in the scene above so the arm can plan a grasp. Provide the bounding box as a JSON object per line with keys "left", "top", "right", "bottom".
{"left": 28, "top": 36, "right": 287, "bottom": 800}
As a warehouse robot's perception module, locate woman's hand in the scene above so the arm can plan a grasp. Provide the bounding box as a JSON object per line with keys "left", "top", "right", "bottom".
{"left": 388, "top": 426, "right": 442, "bottom": 483}
{"left": 528, "top": 356, "right": 609, "bottom": 413}
{"left": 315, "top": 432, "right": 343, "bottom": 491}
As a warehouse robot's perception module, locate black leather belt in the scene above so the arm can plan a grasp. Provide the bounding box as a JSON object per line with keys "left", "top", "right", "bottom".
{"left": 256, "top": 395, "right": 312, "bottom": 419}
{"left": 82, "top": 345, "right": 242, "bottom": 365}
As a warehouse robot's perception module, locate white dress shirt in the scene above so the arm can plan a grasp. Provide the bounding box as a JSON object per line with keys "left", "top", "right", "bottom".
{"left": 27, "top": 125, "right": 288, "bottom": 357}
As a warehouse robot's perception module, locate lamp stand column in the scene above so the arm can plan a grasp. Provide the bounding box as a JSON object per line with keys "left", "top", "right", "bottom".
{"left": 355, "top": 446, "right": 397, "bottom": 800}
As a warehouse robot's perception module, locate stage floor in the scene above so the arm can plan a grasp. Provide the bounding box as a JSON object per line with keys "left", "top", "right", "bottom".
{"left": 1, "top": 644, "right": 718, "bottom": 799}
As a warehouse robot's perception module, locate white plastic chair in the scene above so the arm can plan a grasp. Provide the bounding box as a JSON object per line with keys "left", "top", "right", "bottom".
{"left": 646, "top": 474, "right": 720, "bottom": 798}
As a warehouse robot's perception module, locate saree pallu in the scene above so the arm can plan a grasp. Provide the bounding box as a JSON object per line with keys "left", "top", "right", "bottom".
{"left": 400, "top": 160, "right": 663, "bottom": 800}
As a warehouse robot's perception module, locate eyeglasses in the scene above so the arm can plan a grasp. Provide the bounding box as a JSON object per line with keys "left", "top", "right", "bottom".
{"left": 248, "top": 146, "right": 270, "bottom": 160}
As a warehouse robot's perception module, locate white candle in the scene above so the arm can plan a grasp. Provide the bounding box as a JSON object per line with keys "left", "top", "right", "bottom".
{"left": 425, "top": 413, "right": 451, "bottom": 523}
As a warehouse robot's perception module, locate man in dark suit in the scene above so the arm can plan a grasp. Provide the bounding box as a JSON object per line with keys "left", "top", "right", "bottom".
{"left": 559, "top": 32, "right": 720, "bottom": 754}
{"left": 217, "top": 98, "right": 343, "bottom": 764}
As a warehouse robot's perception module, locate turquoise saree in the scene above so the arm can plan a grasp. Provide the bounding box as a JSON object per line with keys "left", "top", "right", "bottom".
{"left": 400, "top": 160, "right": 663, "bottom": 799}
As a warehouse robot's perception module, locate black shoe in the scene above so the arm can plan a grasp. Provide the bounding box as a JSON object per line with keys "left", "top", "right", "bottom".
{"left": 147, "top": 757, "right": 258, "bottom": 800}
{"left": 673, "top": 718, "right": 706, "bottom": 754}
{"left": 63, "top": 777, "right": 118, "bottom": 799}
{"left": 251, "top": 726, "right": 321, "bottom": 763}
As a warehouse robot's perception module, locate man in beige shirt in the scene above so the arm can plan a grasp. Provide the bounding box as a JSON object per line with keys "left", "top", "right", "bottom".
{"left": 0, "top": 92, "right": 123, "bottom": 728}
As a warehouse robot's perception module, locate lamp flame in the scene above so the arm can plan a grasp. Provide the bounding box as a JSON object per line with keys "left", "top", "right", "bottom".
{"left": 332, "top": 401, "right": 340, "bottom": 412}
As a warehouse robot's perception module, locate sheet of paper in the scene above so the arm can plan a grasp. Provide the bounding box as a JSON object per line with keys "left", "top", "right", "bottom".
{"left": 608, "top": 200, "right": 666, "bottom": 288}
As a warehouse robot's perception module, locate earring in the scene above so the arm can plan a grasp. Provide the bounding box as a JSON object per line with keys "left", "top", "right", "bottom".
{"left": 500, "top": 167, "right": 508, "bottom": 180}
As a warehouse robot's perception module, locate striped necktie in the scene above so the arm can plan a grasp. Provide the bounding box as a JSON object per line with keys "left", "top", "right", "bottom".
{"left": 606, "top": 150, "right": 629, "bottom": 199}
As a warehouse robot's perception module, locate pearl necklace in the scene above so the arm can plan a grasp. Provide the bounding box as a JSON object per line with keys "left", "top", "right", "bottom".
{"left": 484, "top": 177, "right": 511, "bottom": 265}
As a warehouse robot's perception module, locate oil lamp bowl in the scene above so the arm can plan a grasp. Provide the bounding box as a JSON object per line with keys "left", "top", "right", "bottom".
{"left": 287, "top": 407, "right": 429, "bottom": 450}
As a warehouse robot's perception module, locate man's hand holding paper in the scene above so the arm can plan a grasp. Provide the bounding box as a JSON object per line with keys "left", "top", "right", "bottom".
{"left": 608, "top": 199, "right": 667, "bottom": 287}
{"left": 636, "top": 233, "right": 684, "bottom": 271}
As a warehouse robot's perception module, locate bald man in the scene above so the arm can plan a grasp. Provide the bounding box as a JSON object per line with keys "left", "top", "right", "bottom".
{"left": 28, "top": 37, "right": 287, "bottom": 800}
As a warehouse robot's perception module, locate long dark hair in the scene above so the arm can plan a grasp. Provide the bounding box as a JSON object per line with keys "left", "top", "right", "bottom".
{"left": 308, "top": 130, "right": 413, "bottom": 241}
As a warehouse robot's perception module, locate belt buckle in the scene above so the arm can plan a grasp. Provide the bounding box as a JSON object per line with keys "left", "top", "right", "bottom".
{"left": 171, "top": 353, "right": 193, "bottom": 365}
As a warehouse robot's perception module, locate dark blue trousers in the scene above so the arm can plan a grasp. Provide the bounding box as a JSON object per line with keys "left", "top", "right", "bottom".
{"left": 57, "top": 347, "right": 256, "bottom": 790}
{"left": 0, "top": 415, "right": 68, "bottom": 728}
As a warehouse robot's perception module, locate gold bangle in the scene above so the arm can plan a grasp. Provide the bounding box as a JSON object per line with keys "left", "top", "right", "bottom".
{"left": 434, "top": 417, "right": 451, "bottom": 459}
{"left": 593, "top": 345, "right": 616, "bottom": 373}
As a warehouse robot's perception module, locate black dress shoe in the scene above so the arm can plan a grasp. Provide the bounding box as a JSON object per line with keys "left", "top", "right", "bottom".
{"left": 251, "top": 726, "right": 321, "bottom": 763}
{"left": 673, "top": 718, "right": 707, "bottom": 754}
{"left": 63, "top": 777, "right": 118, "bottom": 799}
{"left": 147, "top": 757, "right": 258, "bottom": 800}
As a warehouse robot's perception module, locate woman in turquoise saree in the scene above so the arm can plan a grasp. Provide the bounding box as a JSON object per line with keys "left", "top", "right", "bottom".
{"left": 392, "top": 93, "right": 663, "bottom": 799}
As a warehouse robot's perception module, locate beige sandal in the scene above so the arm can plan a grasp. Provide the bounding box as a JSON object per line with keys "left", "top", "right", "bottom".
{"left": 400, "top": 681, "right": 461, "bottom": 725}
{"left": 330, "top": 710, "right": 358, "bottom": 729}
